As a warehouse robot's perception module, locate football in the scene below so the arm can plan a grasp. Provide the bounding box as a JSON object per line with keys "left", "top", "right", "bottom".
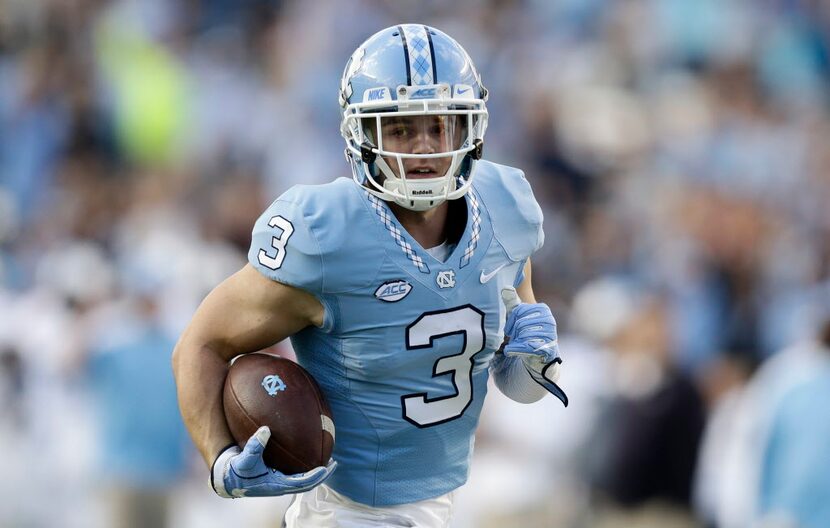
{"left": 223, "top": 352, "right": 335, "bottom": 474}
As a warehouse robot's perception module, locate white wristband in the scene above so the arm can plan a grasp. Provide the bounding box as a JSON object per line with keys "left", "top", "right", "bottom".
{"left": 490, "top": 353, "right": 548, "bottom": 403}
{"left": 210, "top": 444, "right": 241, "bottom": 498}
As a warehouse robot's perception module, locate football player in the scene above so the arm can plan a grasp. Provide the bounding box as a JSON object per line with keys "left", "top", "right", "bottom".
{"left": 173, "top": 24, "right": 567, "bottom": 527}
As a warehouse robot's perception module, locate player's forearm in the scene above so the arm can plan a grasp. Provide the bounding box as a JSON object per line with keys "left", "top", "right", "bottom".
{"left": 172, "top": 338, "right": 235, "bottom": 467}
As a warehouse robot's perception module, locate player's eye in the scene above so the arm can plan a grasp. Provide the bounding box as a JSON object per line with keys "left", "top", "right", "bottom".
{"left": 385, "top": 125, "right": 410, "bottom": 138}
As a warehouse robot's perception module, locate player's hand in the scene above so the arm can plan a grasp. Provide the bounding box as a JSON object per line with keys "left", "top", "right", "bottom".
{"left": 501, "top": 287, "right": 560, "bottom": 364}
{"left": 211, "top": 426, "right": 337, "bottom": 498}
{"left": 501, "top": 287, "right": 567, "bottom": 405}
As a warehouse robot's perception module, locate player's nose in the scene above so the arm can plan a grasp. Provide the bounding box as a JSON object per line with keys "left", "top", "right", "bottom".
{"left": 409, "top": 131, "right": 437, "bottom": 154}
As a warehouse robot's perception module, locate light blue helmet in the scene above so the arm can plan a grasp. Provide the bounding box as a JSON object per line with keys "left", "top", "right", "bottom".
{"left": 339, "top": 24, "right": 489, "bottom": 211}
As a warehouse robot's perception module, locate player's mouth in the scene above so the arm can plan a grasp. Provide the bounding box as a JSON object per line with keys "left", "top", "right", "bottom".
{"left": 406, "top": 166, "right": 440, "bottom": 179}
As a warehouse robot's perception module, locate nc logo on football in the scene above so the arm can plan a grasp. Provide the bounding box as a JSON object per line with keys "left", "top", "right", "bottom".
{"left": 374, "top": 280, "right": 413, "bottom": 302}
{"left": 261, "top": 374, "right": 286, "bottom": 396}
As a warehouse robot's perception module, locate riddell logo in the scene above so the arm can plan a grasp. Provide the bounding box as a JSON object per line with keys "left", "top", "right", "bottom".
{"left": 411, "top": 190, "right": 433, "bottom": 196}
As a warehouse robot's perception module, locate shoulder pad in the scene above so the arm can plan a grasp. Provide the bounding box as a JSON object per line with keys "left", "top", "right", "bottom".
{"left": 472, "top": 161, "right": 544, "bottom": 261}
{"left": 248, "top": 179, "right": 384, "bottom": 295}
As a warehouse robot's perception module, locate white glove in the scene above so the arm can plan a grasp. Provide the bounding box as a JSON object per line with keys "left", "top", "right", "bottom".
{"left": 501, "top": 287, "right": 567, "bottom": 406}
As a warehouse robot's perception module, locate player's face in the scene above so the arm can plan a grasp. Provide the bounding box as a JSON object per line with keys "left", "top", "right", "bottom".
{"left": 369, "top": 115, "right": 464, "bottom": 179}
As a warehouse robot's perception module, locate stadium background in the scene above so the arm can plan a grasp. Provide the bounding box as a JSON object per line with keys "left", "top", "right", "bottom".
{"left": 1, "top": 0, "right": 829, "bottom": 527}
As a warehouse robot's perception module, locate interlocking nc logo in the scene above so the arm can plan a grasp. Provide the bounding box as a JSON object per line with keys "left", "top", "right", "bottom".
{"left": 261, "top": 374, "right": 286, "bottom": 396}
{"left": 436, "top": 270, "right": 456, "bottom": 289}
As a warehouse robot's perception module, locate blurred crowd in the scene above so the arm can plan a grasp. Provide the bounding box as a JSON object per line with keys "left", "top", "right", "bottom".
{"left": 2, "top": 0, "right": 830, "bottom": 527}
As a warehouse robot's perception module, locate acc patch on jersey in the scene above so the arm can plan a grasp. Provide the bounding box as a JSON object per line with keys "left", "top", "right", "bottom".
{"left": 374, "top": 280, "right": 413, "bottom": 302}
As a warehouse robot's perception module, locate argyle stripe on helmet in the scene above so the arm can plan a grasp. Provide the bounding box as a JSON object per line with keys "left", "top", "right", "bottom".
{"left": 400, "top": 25, "right": 436, "bottom": 86}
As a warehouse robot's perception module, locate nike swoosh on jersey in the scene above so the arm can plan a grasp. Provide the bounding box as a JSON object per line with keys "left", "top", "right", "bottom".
{"left": 480, "top": 263, "right": 507, "bottom": 283}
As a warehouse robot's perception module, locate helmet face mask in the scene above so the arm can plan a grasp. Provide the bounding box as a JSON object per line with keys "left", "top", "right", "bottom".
{"left": 339, "top": 25, "right": 488, "bottom": 211}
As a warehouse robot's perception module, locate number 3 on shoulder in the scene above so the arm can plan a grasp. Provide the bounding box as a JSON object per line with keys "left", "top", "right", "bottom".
{"left": 258, "top": 215, "right": 294, "bottom": 270}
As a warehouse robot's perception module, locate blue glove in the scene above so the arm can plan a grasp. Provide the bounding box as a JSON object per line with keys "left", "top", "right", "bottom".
{"left": 501, "top": 287, "right": 568, "bottom": 406}
{"left": 211, "top": 426, "right": 336, "bottom": 498}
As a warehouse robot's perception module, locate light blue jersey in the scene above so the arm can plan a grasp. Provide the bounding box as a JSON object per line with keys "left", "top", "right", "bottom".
{"left": 248, "top": 160, "right": 543, "bottom": 506}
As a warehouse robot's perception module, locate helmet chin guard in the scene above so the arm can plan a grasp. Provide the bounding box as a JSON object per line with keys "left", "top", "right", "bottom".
{"left": 339, "top": 25, "right": 488, "bottom": 211}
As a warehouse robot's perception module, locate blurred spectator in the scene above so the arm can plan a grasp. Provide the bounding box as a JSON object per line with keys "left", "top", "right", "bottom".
{"left": 85, "top": 285, "right": 190, "bottom": 528}
{"left": 588, "top": 291, "right": 705, "bottom": 527}
{"left": 0, "top": 346, "right": 24, "bottom": 425}
{"left": 756, "top": 317, "right": 830, "bottom": 528}
{"left": 0, "top": 344, "right": 27, "bottom": 523}
{"left": 694, "top": 293, "right": 830, "bottom": 528}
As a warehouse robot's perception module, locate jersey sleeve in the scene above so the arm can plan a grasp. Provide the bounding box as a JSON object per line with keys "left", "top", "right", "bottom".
{"left": 248, "top": 194, "right": 323, "bottom": 296}
{"left": 475, "top": 161, "right": 545, "bottom": 262}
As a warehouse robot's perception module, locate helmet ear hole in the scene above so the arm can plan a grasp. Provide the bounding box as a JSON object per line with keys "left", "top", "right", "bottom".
{"left": 472, "top": 139, "right": 484, "bottom": 160}
{"left": 360, "top": 142, "right": 377, "bottom": 164}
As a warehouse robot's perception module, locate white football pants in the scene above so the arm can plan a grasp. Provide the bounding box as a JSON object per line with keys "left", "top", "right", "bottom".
{"left": 282, "top": 484, "right": 456, "bottom": 527}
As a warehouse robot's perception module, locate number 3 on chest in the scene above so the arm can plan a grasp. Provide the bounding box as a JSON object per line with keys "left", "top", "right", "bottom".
{"left": 402, "top": 305, "right": 486, "bottom": 427}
